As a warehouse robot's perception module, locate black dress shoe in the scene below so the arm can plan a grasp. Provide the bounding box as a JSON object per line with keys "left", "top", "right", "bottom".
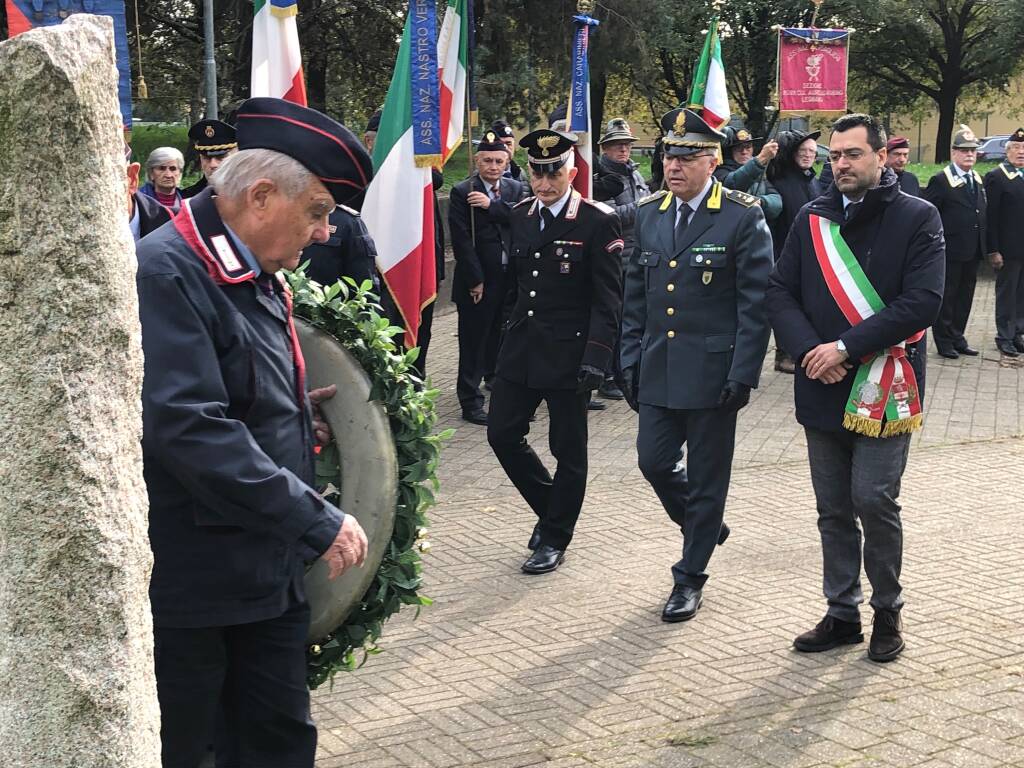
{"left": 598, "top": 381, "right": 625, "bottom": 400}
{"left": 868, "top": 609, "right": 905, "bottom": 662}
{"left": 461, "top": 408, "right": 488, "bottom": 425}
{"left": 793, "top": 614, "right": 863, "bottom": 652}
{"left": 661, "top": 585, "right": 702, "bottom": 622}
{"left": 954, "top": 344, "right": 979, "bottom": 356}
{"left": 997, "top": 340, "right": 1020, "bottom": 357}
{"left": 937, "top": 348, "right": 959, "bottom": 360}
{"left": 587, "top": 398, "right": 607, "bottom": 411}
{"left": 521, "top": 545, "right": 564, "bottom": 574}
{"left": 718, "top": 522, "right": 730, "bottom": 546}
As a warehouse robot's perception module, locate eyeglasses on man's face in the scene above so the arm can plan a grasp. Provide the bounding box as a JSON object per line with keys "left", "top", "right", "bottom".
{"left": 827, "top": 148, "right": 876, "bottom": 163}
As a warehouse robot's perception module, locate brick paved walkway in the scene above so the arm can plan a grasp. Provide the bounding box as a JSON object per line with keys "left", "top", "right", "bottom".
{"left": 314, "top": 273, "right": 1024, "bottom": 768}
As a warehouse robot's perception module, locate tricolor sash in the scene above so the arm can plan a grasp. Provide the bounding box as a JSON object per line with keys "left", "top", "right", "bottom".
{"left": 809, "top": 214, "right": 924, "bottom": 438}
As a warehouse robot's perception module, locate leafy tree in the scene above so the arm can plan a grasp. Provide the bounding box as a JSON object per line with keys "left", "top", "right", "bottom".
{"left": 846, "top": 0, "right": 1024, "bottom": 161}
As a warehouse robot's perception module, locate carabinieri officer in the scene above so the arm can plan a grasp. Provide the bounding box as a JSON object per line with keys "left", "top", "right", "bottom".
{"left": 620, "top": 108, "right": 773, "bottom": 622}
{"left": 487, "top": 128, "right": 623, "bottom": 575}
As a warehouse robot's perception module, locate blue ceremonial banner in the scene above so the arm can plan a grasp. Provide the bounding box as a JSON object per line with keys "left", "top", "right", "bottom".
{"left": 6, "top": 0, "right": 133, "bottom": 127}
{"left": 408, "top": 0, "right": 442, "bottom": 166}
{"left": 569, "top": 13, "right": 598, "bottom": 133}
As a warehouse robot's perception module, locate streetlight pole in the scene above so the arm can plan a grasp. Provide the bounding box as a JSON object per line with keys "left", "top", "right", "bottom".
{"left": 203, "top": 0, "right": 218, "bottom": 118}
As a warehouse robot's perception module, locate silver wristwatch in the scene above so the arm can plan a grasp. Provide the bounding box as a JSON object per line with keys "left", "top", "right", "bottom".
{"left": 836, "top": 339, "right": 848, "bottom": 357}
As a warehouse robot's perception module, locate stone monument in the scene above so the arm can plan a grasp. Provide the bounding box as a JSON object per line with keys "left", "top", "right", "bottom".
{"left": 0, "top": 15, "right": 161, "bottom": 767}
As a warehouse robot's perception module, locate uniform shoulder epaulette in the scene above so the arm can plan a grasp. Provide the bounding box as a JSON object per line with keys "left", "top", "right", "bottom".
{"left": 638, "top": 190, "right": 669, "bottom": 206}
{"left": 513, "top": 196, "right": 536, "bottom": 209}
{"left": 723, "top": 188, "right": 758, "bottom": 207}
{"left": 582, "top": 198, "right": 615, "bottom": 215}
{"left": 337, "top": 203, "right": 360, "bottom": 217}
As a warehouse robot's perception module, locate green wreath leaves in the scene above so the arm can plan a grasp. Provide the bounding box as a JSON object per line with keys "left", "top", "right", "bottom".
{"left": 287, "top": 268, "right": 452, "bottom": 690}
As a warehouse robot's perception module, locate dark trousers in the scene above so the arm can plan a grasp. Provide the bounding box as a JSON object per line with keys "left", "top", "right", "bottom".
{"left": 487, "top": 376, "right": 590, "bottom": 550}
{"left": 154, "top": 601, "right": 316, "bottom": 768}
{"left": 804, "top": 428, "right": 911, "bottom": 623}
{"left": 636, "top": 405, "right": 737, "bottom": 589}
{"left": 995, "top": 260, "right": 1024, "bottom": 343}
{"left": 933, "top": 258, "right": 979, "bottom": 351}
{"left": 456, "top": 275, "right": 506, "bottom": 411}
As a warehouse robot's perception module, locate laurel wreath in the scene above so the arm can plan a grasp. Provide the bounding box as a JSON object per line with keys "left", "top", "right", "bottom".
{"left": 287, "top": 268, "right": 451, "bottom": 690}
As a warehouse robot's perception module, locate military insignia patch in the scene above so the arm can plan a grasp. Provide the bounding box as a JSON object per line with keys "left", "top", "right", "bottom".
{"left": 702, "top": 271, "right": 713, "bottom": 285}
{"left": 204, "top": 125, "right": 215, "bottom": 138}
{"left": 537, "top": 135, "right": 560, "bottom": 157}
{"left": 560, "top": 262, "right": 571, "bottom": 274}
{"left": 638, "top": 190, "right": 668, "bottom": 206}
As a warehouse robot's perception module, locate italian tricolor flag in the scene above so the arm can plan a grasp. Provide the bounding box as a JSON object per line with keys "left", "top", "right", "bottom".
{"left": 363, "top": 0, "right": 469, "bottom": 347}
{"left": 687, "top": 16, "right": 729, "bottom": 129}
{"left": 251, "top": 0, "right": 307, "bottom": 105}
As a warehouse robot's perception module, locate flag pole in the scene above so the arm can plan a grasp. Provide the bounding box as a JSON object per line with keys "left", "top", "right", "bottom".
{"left": 465, "top": 0, "right": 477, "bottom": 245}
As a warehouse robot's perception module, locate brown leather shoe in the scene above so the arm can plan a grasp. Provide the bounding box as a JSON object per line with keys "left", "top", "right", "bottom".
{"left": 868, "top": 609, "right": 905, "bottom": 662}
{"left": 793, "top": 615, "right": 863, "bottom": 652}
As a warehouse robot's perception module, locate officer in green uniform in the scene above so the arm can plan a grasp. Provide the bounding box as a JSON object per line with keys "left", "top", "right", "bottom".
{"left": 620, "top": 108, "right": 773, "bottom": 622}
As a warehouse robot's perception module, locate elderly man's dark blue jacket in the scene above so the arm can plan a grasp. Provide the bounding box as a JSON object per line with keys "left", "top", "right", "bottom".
{"left": 136, "top": 190, "right": 343, "bottom": 628}
{"left": 766, "top": 168, "right": 945, "bottom": 432}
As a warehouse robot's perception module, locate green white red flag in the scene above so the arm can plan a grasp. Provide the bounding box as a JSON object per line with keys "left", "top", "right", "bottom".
{"left": 687, "top": 17, "right": 730, "bottom": 129}
{"left": 362, "top": 0, "right": 469, "bottom": 348}
{"left": 251, "top": 0, "right": 307, "bottom": 105}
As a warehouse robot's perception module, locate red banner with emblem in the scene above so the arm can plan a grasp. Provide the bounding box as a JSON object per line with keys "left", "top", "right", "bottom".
{"left": 777, "top": 28, "right": 850, "bottom": 115}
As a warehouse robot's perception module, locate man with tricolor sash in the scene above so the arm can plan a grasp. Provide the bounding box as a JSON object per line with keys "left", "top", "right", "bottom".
{"left": 767, "top": 114, "right": 945, "bottom": 663}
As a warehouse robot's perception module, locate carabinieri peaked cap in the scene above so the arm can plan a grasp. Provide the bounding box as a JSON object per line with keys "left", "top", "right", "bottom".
{"left": 521, "top": 128, "right": 578, "bottom": 173}
{"left": 660, "top": 108, "right": 727, "bottom": 157}
{"left": 234, "top": 97, "right": 373, "bottom": 206}
{"left": 188, "top": 119, "right": 237, "bottom": 157}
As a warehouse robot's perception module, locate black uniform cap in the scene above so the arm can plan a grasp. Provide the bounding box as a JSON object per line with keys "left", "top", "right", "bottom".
{"left": 188, "top": 119, "right": 237, "bottom": 156}
{"left": 660, "top": 108, "right": 726, "bottom": 157}
{"left": 521, "top": 128, "right": 577, "bottom": 173}
{"left": 234, "top": 97, "right": 373, "bottom": 206}
{"left": 1009, "top": 127, "right": 1024, "bottom": 144}
{"left": 491, "top": 120, "right": 514, "bottom": 138}
{"left": 477, "top": 131, "right": 507, "bottom": 153}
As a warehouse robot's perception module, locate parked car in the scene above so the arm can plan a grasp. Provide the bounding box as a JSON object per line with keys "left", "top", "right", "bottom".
{"left": 977, "top": 135, "right": 1009, "bottom": 163}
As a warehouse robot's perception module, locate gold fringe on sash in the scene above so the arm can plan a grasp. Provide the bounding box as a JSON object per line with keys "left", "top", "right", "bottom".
{"left": 414, "top": 155, "right": 443, "bottom": 168}
{"left": 843, "top": 412, "right": 924, "bottom": 438}
{"left": 881, "top": 413, "right": 923, "bottom": 438}
{"left": 842, "top": 413, "right": 882, "bottom": 438}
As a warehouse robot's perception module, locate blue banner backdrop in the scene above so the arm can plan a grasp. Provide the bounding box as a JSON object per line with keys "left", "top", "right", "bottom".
{"left": 408, "top": 0, "right": 442, "bottom": 166}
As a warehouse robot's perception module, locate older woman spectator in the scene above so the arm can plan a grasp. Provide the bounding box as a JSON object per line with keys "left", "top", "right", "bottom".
{"left": 139, "top": 146, "right": 184, "bottom": 213}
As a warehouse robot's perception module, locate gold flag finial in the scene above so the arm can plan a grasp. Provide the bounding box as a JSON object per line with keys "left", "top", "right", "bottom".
{"left": 577, "top": 0, "right": 594, "bottom": 14}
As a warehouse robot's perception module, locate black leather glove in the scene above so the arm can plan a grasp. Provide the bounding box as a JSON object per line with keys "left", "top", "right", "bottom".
{"left": 716, "top": 380, "right": 751, "bottom": 413}
{"left": 576, "top": 365, "right": 605, "bottom": 394}
{"left": 619, "top": 365, "right": 640, "bottom": 412}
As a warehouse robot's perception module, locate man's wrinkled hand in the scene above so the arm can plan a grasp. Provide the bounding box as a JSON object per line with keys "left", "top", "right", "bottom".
{"left": 467, "top": 190, "right": 491, "bottom": 209}
{"left": 321, "top": 515, "right": 368, "bottom": 580}
{"left": 802, "top": 342, "right": 848, "bottom": 381}
{"left": 469, "top": 282, "right": 484, "bottom": 304}
{"left": 989, "top": 252, "right": 1004, "bottom": 270}
{"left": 309, "top": 384, "right": 337, "bottom": 446}
{"left": 576, "top": 365, "right": 605, "bottom": 394}
{"left": 757, "top": 140, "right": 779, "bottom": 165}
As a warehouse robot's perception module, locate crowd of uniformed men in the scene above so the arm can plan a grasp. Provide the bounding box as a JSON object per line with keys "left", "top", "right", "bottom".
{"left": 129, "top": 97, "right": 1024, "bottom": 765}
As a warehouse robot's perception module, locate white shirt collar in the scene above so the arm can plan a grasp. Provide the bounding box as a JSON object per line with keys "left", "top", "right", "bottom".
{"left": 951, "top": 163, "right": 972, "bottom": 178}
{"left": 539, "top": 187, "right": 573, "bottom": 219}
{"left": 674, "top": 177, "right": 714, "bottom": 216}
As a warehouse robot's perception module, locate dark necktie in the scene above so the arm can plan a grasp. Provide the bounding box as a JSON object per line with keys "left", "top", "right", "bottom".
{"left": 674, "top": 204, "right": 690, "bottom": 248}
{"left": 966, "top": 173, "right": 975, "bottom": 195}
{"left": 492, "top": 184, "right": 501, "bottom": 200}
{"left": 256, "top": 273, "right": 281, "bottom": 307}
{"left": 845, "top": 201, "right": 861, "bottom": 222}
{"left": 540, "top": 207, "right": 555, "bottom": 231}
